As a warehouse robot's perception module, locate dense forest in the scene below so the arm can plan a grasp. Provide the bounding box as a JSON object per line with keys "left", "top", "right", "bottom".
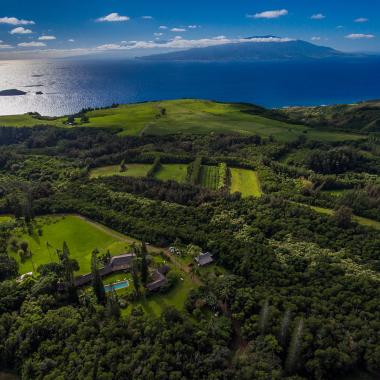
{"left": 0, "top": 106, "right": 380, "bottom": 380}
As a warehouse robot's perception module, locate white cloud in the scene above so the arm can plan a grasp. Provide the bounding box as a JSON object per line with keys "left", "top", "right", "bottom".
{"left": 311, "top": 36, "right": 321, "bottom": 41}
{"left": 159, "top": 25, "right": 168, "bottom": 30}
{"left": 96, "top": 43, "right": 123, "bottom": 50}
{"left": 345, "top": 33, "right": 375, "bottom": 39}
{"left": 38, "top": 35, "right": 56, "bottom": 41}
{"left": 248, "top": 9, "right": 288, "bottom": 19}
{"left": 0, "top": 17, "right": 34, "bottom": 25}
{"left": 154, "top": 32, "right": 163, "bottom": 37}
{"left": 96, "top": 36, "right": 294, "bottom": 51}
{"left": 10, "top": 27, "right": 32, "bottom": 34}
{"left": 171, "top": 28, "right": 187, "bottom": 32}
{"left": 18, "top": 41, "right": 46, "bottom": 47}
{"left": 0, "top": 43, "right": 12, "bottom": 49}
{"left": 142, "top": 16, "right": 153, "bottom": 20}
{"left": 96, "top": 13, "right": 130, "bottom": 22}
{"left": 188, "top": 25, "right": 199, "bottom": 29}
{"left": 311, "top": 14, "right": 326, "bottom": 20}
{"left": 354, "top": 18, "right": 368, "bottom": 23}
{"left": 68, "top": 39, "right": 75, "bottom": 42}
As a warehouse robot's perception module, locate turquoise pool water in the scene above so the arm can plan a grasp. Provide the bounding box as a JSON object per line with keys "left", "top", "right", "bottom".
{"left": 104, "top": 280, "right": 130, "bottom": 292}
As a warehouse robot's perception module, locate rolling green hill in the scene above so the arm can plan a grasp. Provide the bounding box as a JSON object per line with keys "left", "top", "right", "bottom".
{"left": 0, "top": 99, "right": 365, "bottom": 142}
{"left": 280, "top": 100, "right": 380, "bottom": 132}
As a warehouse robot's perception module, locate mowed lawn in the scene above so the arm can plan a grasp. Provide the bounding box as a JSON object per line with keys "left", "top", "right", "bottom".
{"left": 230, "top": 168, "right": 262, "bottom": 197}
{"left": 155, "top": 164, "right": 188, "bottom": 183}
{"left": 123, "top": 272, "right": 197, "bottom": 317}
{"left": 0, "top": 99, "right": 365, "bottom": 142}
{"left": 199, "top": 165, "right": 219, "bottom": 190}
{"left": 90, "top": 163, "right": 152, "bottom": 179}
{"left": 9, "top": 215, "right": 132, "bottom": 275}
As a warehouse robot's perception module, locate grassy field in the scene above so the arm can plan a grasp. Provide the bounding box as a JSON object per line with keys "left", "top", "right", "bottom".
{"left": 299, "top": 204, "right": 380, "bottom": 231}
{"left": 0, "top": 215, "right": 14, "bottom": 224}
{"left": 155, "top": 164, "right": 188, "bottom": 183}
{"left": 230, "top": 168, "right": 262, "bottom": 197}
{"left": 9, "top": 215, "right": 132, "bottom": 275}
{"left": 199, "top": 165, "right": 219, "bottom": 189}
{"left": 89, "top": 163, "right": 152, "bottom": 179}
{"left": 0, "top": 99, "right": 365, "bottom": 142}
{"left": 123, "top": 271, "right": 196, "bottom": 317}
{"left": 322, "top": 189, "right": 347, "bottom": 197}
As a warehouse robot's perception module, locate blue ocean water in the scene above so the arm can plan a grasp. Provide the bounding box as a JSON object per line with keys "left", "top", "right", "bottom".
{"left": 0, "top": 57, "right": 380, "bottom": 116}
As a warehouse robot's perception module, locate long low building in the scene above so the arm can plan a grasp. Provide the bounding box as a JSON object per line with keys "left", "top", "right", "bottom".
{"left": 74, "top": 253, "right": 168, "bottom": 291}
{"left": 74, "top": 253, "right": 136, "bottom": 287}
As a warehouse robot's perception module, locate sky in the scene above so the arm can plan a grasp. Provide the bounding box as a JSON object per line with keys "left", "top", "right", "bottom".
{"left": 0, "top": 0, "right": 379, "bottom": 59}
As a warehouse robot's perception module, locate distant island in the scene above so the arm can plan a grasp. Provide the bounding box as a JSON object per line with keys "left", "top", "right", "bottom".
{"left": 0, "top": 89, "right": 27, "bottom": 96}
{"left": 141, "top": 37, "right": 351, "bottom": 62}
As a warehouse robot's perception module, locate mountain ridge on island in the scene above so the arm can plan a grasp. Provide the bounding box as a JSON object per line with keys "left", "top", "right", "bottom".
{"left": 139, "top": 37, "right": 357, "bottom": 62}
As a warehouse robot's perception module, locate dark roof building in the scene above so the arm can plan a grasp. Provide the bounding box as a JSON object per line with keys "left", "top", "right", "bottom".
{"left": 74, "top": 253, "right": 135, "bottom": 287}
{"left": 146, "top": 270, "right": 168, "bottom": 292}
{"left": 195, "top": 252, "right": 214, "bottom": 266}
{"left": 74, "top": 253, "right": 169, "bottom": 292}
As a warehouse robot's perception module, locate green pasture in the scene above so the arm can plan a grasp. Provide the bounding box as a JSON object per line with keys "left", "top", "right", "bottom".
{"left": 230, "top": 168, "right": 262, "bottom": 197}
{"left": 9, "top": 215, "right": 132, "bottom": 275}
{"left": 0, "top": 99, "right": 365, "bottom": 142}
{"left": 299, "top": 204, "right": 380, "bottom": 230}
{"left": 155, "top": 164, "right": 188, "bottom": 183}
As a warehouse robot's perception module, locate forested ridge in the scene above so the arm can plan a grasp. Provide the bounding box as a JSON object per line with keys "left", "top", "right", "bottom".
{"left": 0, "top": 118, "right": 379, "bottom": 380}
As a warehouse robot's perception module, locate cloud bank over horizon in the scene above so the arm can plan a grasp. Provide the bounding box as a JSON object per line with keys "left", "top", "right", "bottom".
{"left": 0, "top": 0, "right": 378, "bottom": 59}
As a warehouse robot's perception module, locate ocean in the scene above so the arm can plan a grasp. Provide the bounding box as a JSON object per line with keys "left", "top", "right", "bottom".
{"left": 0, "top": 57, "right": 380, "bottom": 116}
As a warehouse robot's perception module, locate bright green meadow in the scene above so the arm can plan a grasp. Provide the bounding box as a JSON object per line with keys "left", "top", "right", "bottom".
{"left": 0, "top": 99, "right": 365, "bottom": 142}
{"left": 9, "top": 215, "right": 131, "bottom": 275}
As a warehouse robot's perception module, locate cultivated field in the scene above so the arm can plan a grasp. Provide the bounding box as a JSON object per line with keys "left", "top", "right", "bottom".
{"left": 9, "top": 215, "right": 132, "bottom": 275}
{"left": 199, "top": 165, "right": 219, "bottom": 190}
{"left": 230, "top": 168, "right": 262, "bottom": 197}
{"left": 0, "top": 99, "right": 365, "bottom": 142}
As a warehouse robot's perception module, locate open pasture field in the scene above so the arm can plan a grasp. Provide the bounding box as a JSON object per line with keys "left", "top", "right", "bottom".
{"left": 90, "top": 163, "right": 152, "bottom": 179}
{"left": 155, "top": 164, "right": 188, "bottom": 183}
{"left": 0, "top": 99, "right": 365, "bottom": 142}
{"left": 230, "top": 168, "right": 262, "bottom": 197}
{"left": 199, "top": 165, "right": 219, "bottom": 190}
{"left": 300, "top": 204, "right": 380, "bottom": 231}
{"left": 9, "top": 215, "right": 132, "bottom": 275}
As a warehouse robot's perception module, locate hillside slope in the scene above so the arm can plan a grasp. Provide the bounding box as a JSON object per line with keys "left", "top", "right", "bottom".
{"left": 280, "top": 100, "right": 380, "bottom": 132}
{"left": 0, "top": 99, "right": 365, "bottom": 142}
{"left": 142, "top": 39, "right": 346, "bottom": 62}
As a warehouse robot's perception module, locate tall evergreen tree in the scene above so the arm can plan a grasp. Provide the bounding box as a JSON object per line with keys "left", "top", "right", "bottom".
{"left": 106, "top": 289, "right": 120, "bottom": 320}
{"left": 91, "top": 249, "right": 106, "bottom": 305}
{"left": 60, "top": 241, "right": 78, "bottom": 302}
{"left": 140, "top": 242, "right": 149, "bottom": 286}
{"left": 131, "top": 259, "right": 141, "bottom": 297}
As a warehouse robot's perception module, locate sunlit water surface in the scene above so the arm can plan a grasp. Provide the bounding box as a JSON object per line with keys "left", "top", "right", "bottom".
{"left": 1, "top": 57, "right": 380, "bottom": 116}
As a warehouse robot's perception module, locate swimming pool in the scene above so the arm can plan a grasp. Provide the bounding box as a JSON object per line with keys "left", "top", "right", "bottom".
{"left": 104, "top": 280, "right": 130, "bottom": 292}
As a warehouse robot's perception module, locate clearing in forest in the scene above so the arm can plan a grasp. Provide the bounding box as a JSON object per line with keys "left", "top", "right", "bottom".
{"left": 230, "top": 168, "right": 262, "bottom": 197}
{"left": 154, "top": 164, "right": 188, "bottom": 183}
{"left": 8, "top": 215, "right": 132, "bottom": 275}
{"left": 89, "top": 163, "right": 152, "bottom": 179}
